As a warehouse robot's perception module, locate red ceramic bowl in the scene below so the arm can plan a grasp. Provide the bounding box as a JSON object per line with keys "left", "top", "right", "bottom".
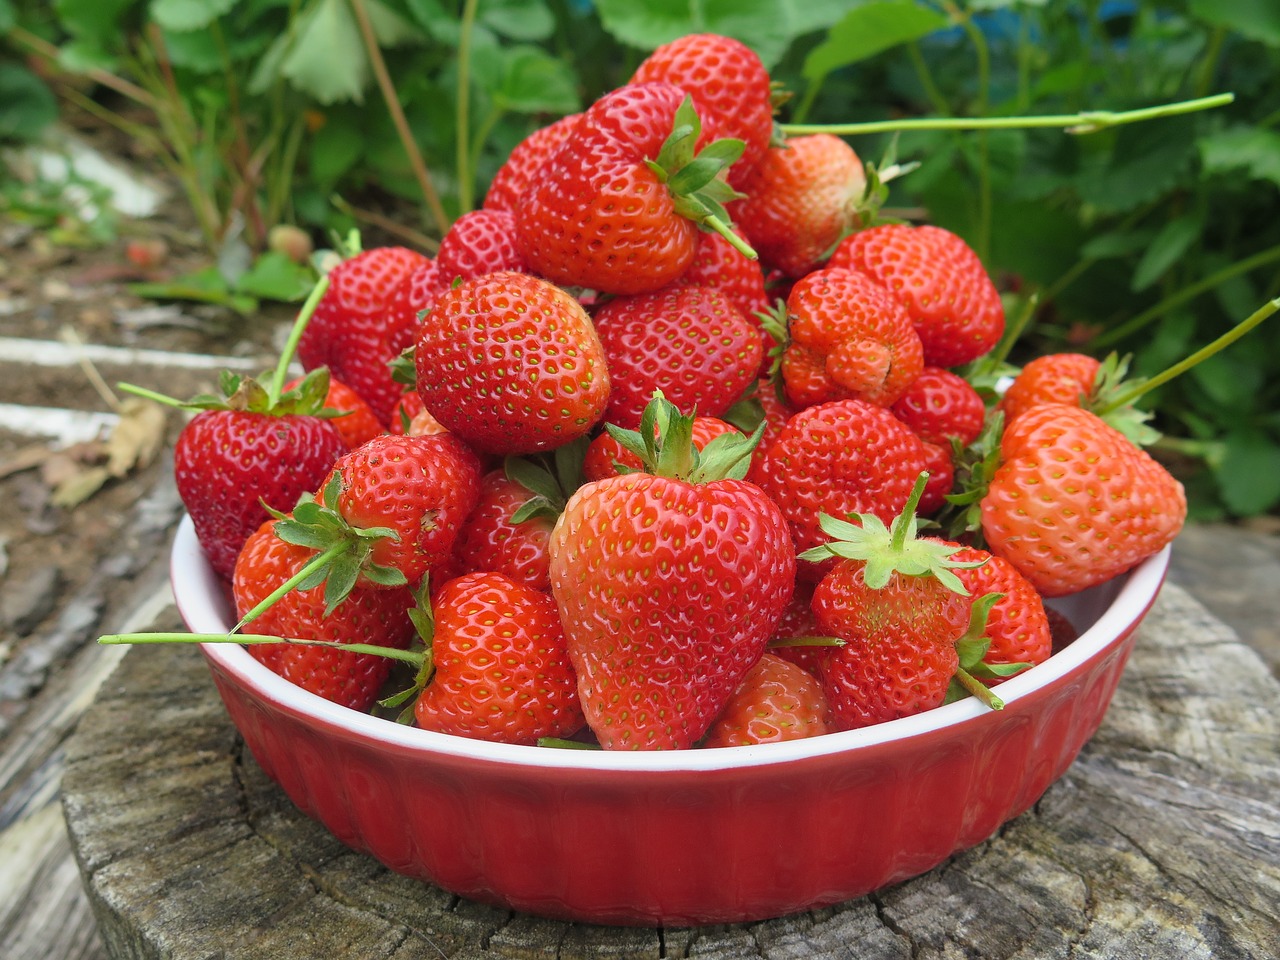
{"left": 171, "top": 514, "right": 1170, "bottom": 927}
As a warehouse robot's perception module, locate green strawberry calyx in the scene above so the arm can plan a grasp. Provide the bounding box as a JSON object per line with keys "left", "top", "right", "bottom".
{"left": 506, "top": 435, "right": 588, "bottom": 525}
{"left": 646, "top": 96, "right": 758, "bottom": 260}
{"left": 227, "top": 472, "right": 409, "bottom": 631}
{"left": 603, "top": 391, "right": 764, "bottom": 484}
{"left": 943, "top": 592, "right": 1033, "bottom": 711}
{"left": 799, "top": 472, "right": 986, "bottom": 593}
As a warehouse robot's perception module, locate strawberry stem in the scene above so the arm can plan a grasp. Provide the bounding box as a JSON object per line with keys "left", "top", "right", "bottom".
{"left": 97, "top": 631, "right": 426, "bottom": 666}
{"left": 953, "top": 665, "right": 1005, "bottom": 710}
{"left": 780, "top": 92, "right": 1233, "bottom": 137}
{"left": 269, "top": 273, "right": 331, "bottom": 404}
{"left": 232, "top": 540, "right": 350, "bottom": 633}
{"left": 704, "top": 213, "right": 758, "bottom": 260}
{"left": 1093, "top": 296, "right": 1279, "bottom": 416}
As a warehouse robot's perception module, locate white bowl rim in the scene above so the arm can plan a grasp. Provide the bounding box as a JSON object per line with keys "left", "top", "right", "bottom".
{"left": 173, "top": 515, "right": 1169, "bottom": 773}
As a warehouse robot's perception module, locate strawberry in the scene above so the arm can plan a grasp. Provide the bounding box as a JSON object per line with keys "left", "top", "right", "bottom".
{"left": 412, "top": 572, "right": 584, "bottom": 744}
{"left": 748, "top": 398, "right": 927, "bottom": 577}
{"left": 631, "top": 33, "right": 774, "bottom": 190}
{"left": 413, "top": 271, "right": 611, "bottom": 454}
{"left": 592, "top": 283, "right": 763, "bottom": 429}
{"left": 483, "top": 113, "right": 581, "bottom": 213}
{"left": 515, "top": 83, "right": 752, "bottom": 295}
{"left": 701, "top": 653, "right": 833, "bottom": 748}
{"left": 285, "top": 374, "right": 383, "bottom": 450}
{"left": 675, "top": 230, "right": 771, "bottom": 322}
{"left": 980, "top": 403, "right": 1186, "bottom": 596}
{"left": 828, "top": 224, "right": 1004, "bottom": 368}
{"left": 233, "top": 516, "right": 416, "bottom": 711}
{"left": 772, "top": 266, "right": 924, "bottom": 409}
{"left": 253, "top": 433, "right": 482, "bottom": 622}
{"left": 297, "top": 246, "right": 431, "bottom": 423}
{"left": 583, "top": 415, "right": 739, "bottom": 482}
{"left": 455, "top": 448, "right": 585, "bottom": 592}
{"left": 891, "top": 366, "right": 987, "bottom": 448}
{"left": 547, "top": 395, "right": 795, "bottom": 750}
{"left": 947, "top": 544, "right": 1052, "bottom": 680}
{"left": 801, "top": 477, "right": 983, "bottom": 729}
{"left": 384, "top": 257, "right": 449, "bottom": 360}
{"left": 172, "top": 368, "right": 348, "bottom": 580}
{"left": 766, "top": 579, "right": 832, "bottom": 678}
{"left": 733, "top": 134, "right": 866, "bottom": 278}
{"left": 999, "top": 352, "right": 1100, "bottom": 425}
{"left": 435, "top": 208, "right": 527, "bottom": 282}
{"left": 916, "top": 439, "right": 956, "bottom": 516}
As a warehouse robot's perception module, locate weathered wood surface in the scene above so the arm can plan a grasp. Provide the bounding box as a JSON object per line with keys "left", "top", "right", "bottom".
{"left": 56, "top": 581, "right": 1280, "bottom": 960}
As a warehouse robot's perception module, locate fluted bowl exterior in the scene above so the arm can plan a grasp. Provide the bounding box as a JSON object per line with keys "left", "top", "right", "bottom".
{"left": 171, "top": 515, "right": 1168, "bottom": 926}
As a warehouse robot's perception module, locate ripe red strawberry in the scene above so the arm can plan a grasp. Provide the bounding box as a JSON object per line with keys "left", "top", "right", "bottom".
{"left": 435, "top": 208, "right": 527, "bottom": 281}
{"left": 733, "top": 134, "right": 866, "bottom": 278}
{"left": 173, "top": 369, "right": 348, "bottom": 579}
{"left": 980, "top": 403, "right": 1186, "bottom": 596}
{"left": 547, "top": 396, "right": 795, "bottom": 750}
{"left": 515, "top": 83, "right": 751, "bottom": 295}
{"left": 803, "top": 479, "right": 981, "bottom": 729}
{"left": 324, "top": 433, "right": 483, "bottom": 589}
{"left": 916, "top": 439, "right": 955, "bottom": 516}
{"left": 701, "top": 653, "right": 833, "bottom": 747}
{"left": 947, "top": 544, "right": 1052, "bottom": 679}
{"left": 891, "top": 366, "right": 987, "bottom": 447}
{"left": 412, "top": 572, "right": 584, "bottom": 744}
{"left": 297, "top": 246, "right": 431, "bottom": 423}
{"left": 748, "top": 398, "right": 927, "bottom": 577}
{"left": 583, "top": 415, "right": 739, "bottom": 482}
{"left": 414, "top": 271, "right": 611, "bottom": 454}
{"left": 592, "top": 284, "right": 763, "bottom": 429}
{"left": 828, "top": 224, "right": 1004, "bottom": 368}
{"left": 631, "top": 33, "right": 774, "bottom": 190}
{"left": 285, "top": 374, "right": 383, "bottom": 450}
{"left": 483, "top": 113, "right": 581, "bottom": 213}
{"left": 767, "top": 579, "right": 832, "bottom": 678}
{"left": 999, "top": 352, "right": 1100, "bottom": 425}
{"left": 774, "top": 266, "right": 924, "bottom": 409}
{"left": 675, "top": 230, "right": 771, "bottom": 322}
{"left": 455, "top": 448, "right": 585, "bottom": 592}
{"left": 233, "top": 517, "right": 416, "bottom": 711}
{"left": 384, "top": 257, "right": 449, "bottom": 360}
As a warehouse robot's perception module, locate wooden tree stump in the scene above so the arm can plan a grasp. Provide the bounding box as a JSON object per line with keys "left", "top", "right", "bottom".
{"left": 61, "top": 583, "right": 1279, "bottom": 959}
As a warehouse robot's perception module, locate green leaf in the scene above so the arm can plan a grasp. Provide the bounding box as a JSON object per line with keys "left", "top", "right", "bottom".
{"left": 592, "top": 0, "right": 851, "bottom": 69}
{"left": 0, "top": 65, "right": 58, "bottom": 142}
{"left": 54, "top": 0, "right": 135, "bottom": 47}
{"left": 363, "top": 0, "right": 424, "bottom": 46}
{"left": 504, "top": 456, "right": 564, "bottom": 504}
{"left": 1073, "top": 117, "right": 1198, "bottom": 214}
{"left": 1198, "top": 126, "right": 1280, "bottom": 188}
{"left": 0, "top": 0, "right": 15, "bottom": 31}
{"left": 1130, "top": 214, "right": 1202, "bottom": 293}
{"left": 308, "top": 111, "right": 365, "bottom": 187}
{"left": 235, "top": 251, "right": 316, "bottom": 302}
{"left": 802, "top": 1, "right": 949, "bottom": 84}
{"left": 1080, "top": 229, "right": 1156, "bottom": 261}
{"left": 150, "top": 0, "right": 238, "bottom": 32}
{"left": 1188, "top": 0, "right": 1280, "bottom": 46}
{"left": 481, "top": 0, "right": 554, "bottom": 40}
{"left": 128, "top": 267, "right": 257, "bottom": 315}
{"left": 282, "top": 0, "right": 369, "bottom": 104}
{"left": 1216, "top": 430, "right": 1280, "bottom": 515}
{"left": 496, "top": 47, "right": 582, "bottom": 115}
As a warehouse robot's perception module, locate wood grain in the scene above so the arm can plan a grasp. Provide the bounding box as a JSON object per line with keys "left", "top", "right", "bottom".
{"left": 58, "top": 582, "right": 1280, "bottom": 959}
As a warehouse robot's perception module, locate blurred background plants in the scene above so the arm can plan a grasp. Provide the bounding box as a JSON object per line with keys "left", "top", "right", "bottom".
{"left": 1, "top": 0, "right": 1278, "bottom": 518}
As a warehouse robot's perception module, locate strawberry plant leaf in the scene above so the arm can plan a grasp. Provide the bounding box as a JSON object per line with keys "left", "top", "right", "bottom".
{"left": 1131, "top": 214, "right": 1204, "bottom": 293}
{"left": 802, "top": 1, "right": 949, "bottom": 85}
{"left": 150, "top": 0, "right": 238, "bottom": 33}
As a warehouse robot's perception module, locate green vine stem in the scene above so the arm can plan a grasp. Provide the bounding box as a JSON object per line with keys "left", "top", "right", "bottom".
{"left": 780, "top": 92, "right": 1234, "bottom": 137}
{"left": 349, "top": 0, "right": 449, "bottom": 236}
{"left": 98, "top": 632, "right": 425, "bottom": 667}
{"left": 269, "top": 273, "right": 331, "bottom": 402}
{"left": 455, "top": 0, "right": 481, "bottom": 215}
{"left": 1091, "top": 243, "right": 1280, "bottom": 348}
{"left": 1094, "top": 296, "right": 1280, "bottom": 416}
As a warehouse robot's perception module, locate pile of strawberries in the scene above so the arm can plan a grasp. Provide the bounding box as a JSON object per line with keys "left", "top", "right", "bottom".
{"left": 167, "top": 33, "right": 1186, "bottom": 751}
